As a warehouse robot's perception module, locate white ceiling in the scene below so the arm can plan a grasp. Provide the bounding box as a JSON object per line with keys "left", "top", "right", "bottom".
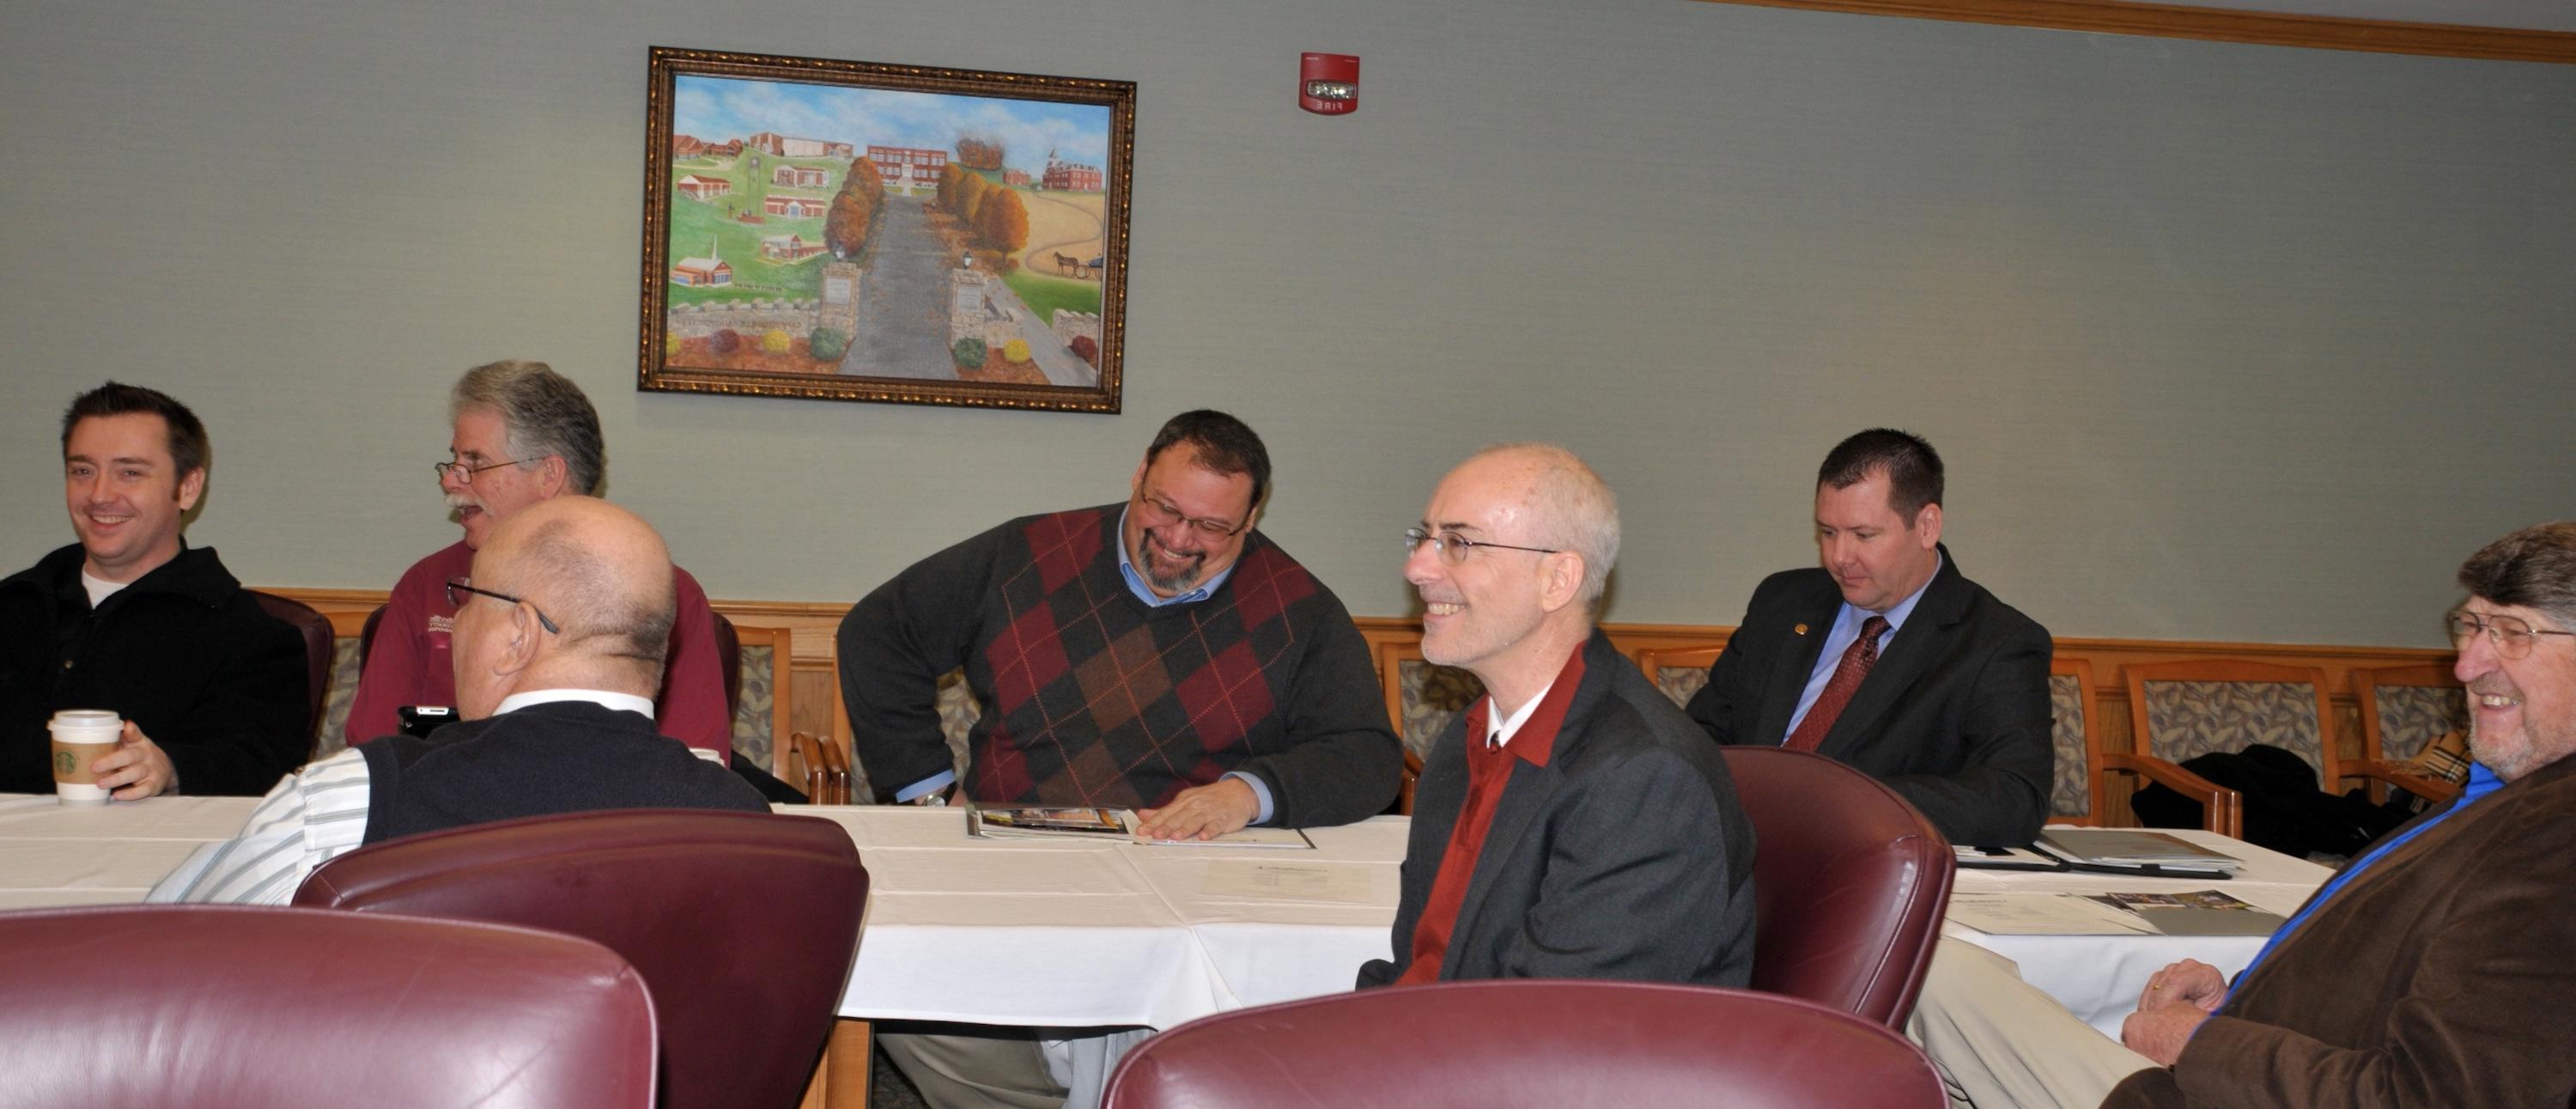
{"left": 2163, "top": 0, "right": 2576, "bottom": 33}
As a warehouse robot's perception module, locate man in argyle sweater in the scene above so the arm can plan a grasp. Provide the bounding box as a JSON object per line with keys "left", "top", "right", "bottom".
{"left": 838, "top": 410, "right": 1402, "bottom": 1109}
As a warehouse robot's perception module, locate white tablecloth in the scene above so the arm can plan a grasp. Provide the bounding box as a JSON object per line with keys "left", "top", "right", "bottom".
{"left": 1943, "top": 829, "right": 2332, "bottom": 1036}
{"left": 0, "top": 795, "right": 1405, "bottom": 1033}
{"left": 0, "top": 794, "right": 258, "bottom": 910}
{"left": 0, "top": 796, "right": 2318, "bottom": 1051}
{"left": 799, "top": 807, "right": 1405, "bottom": 1029}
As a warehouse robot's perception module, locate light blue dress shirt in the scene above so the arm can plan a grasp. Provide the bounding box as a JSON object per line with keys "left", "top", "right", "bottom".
{"left": 1783, "top": 551, "right": 1944, "bottom": 740}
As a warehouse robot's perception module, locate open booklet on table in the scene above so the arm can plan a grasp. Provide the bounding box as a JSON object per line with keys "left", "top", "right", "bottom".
{"left": 965, "top": 806, "right": 1315, "bottom": 849}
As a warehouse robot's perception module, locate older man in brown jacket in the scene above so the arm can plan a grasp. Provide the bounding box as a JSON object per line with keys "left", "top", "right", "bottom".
{"left": 1912, "top": 521, "right": 2576, "bottom": 1109}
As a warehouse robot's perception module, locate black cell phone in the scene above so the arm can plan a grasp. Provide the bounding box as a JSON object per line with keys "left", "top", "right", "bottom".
{"left": 395, "top": 705, "right": 455, "bottom": 739}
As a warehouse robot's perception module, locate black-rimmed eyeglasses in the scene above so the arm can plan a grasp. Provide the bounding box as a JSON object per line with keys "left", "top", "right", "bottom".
{"left": 1403, "top": 527, "right": 1560, "bottom": 565}
{"left": 433, "top": 459, "right": 526, "bottom": 484}
{"left": 446, "top": 577, "right": 561, "bottom": 634}
{"left": 2447, "top": 610, "right": 2575, "bottom": 661}
{"left": 1135, "top": 493, "right": 1249, "bottom": 539}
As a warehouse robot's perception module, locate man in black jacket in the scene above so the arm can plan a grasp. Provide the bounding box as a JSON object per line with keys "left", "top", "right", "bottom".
{"left": 0, "top": 382, "right": 307, "bottom": 798}
{"left": 1685, "top": 429, "right": 2053, "bottom": 846}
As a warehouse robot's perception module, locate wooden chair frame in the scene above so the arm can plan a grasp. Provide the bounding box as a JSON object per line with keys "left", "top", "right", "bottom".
{"left": 1374, "top": 637, "right": 1430, "bottom": 815}
{"left": 2121, "top": 659, "right": 2356, "bottom": 839}
{"left": 2348, "top": 663, "right": 2468, "bottom": 806}
{"left": 2045, "top": 656, "right": 2111, "bottom": 826}
{"left": 724, "top": 624, "right": 795, "bottom": 768}
{"left": 1631, "top": 643, "right": 1725, "bottom": 708}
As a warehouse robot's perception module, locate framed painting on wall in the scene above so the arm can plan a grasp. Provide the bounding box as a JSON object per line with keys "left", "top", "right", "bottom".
{"left": 638, "top": 46, "right": 1133, "bottom": 412}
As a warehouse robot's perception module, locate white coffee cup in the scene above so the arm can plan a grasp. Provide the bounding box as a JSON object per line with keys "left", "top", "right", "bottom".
{"left": 49, "top": 710, "right": 123, "bottom": 807}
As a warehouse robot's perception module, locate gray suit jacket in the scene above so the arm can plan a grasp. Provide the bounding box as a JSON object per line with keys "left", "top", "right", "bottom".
{"left": 1358, "top": 631, "right": 1756, "bottom": 988}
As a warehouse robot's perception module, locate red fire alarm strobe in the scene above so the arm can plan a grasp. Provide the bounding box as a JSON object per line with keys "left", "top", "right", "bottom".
{"left": 1300, "top": 52, "right": 1358, "bottom": 115}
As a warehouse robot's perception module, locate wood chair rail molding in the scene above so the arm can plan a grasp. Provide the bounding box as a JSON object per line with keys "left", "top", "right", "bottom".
{"left": 270, "top": 588, "right": 2451, "bottom": 691}
{"left": 1699, "top": 0, "right": 2576, "bottom": 64}
{"left": 267, "top": 587, "right": 2451, "bottom": 784}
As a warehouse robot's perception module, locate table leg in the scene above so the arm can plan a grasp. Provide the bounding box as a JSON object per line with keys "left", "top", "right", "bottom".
{"left": 797, "top": 1019, "right": 872, "bottom": 1109}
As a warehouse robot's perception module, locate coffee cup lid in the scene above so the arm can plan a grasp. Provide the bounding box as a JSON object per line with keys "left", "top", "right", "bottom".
{"left": 49, "top": 710, "right": 121, "bottom": 729}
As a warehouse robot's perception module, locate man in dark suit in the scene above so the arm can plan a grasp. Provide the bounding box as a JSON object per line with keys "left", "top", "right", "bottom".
{"left": 1685, "top": 429, "right": 2051, "bottom": 846}
{"left": 1359, "top": 444, "right": 1754, "bottom": 988}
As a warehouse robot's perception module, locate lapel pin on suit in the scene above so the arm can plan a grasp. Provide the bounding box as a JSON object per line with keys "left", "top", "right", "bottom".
{"left": 1794, "top": 623, "right": 1808, "bottom": 636}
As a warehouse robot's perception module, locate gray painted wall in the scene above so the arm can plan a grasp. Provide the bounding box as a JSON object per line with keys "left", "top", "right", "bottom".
{"left": 4, "top": 0, "right": 2570, "bottom": 646}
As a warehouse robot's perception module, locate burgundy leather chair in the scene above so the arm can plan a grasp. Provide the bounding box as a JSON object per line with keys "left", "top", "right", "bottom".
{"left": 1103, "top": 980, "right": 1944, "bottom": 1109}
{"left": 292, "top": 808, "right": 867, "bottom": 1109}
{"left": 1720, "top": 746, "right": 1954, "bottom": 1027}
{"left": 250, "top": 589, "right": 334, "bottom": 748}
{"left": 0, "top": 904, "right": 656, "bottom": 1109}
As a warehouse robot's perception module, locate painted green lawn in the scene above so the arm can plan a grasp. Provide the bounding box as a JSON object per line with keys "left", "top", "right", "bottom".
{"left": 665, "top": 152, "right": 845, "bottom": 305}
{"left": 1001, "top": 269, "right": 1103, "bottom": 325}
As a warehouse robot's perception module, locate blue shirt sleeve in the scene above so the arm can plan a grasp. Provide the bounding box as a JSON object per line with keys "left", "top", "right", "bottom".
{"left": 1223, "top": 771, "right": 1275, "bottom": 826}
{"left": 895, "top": 770, "right": 957, "bottom": 803}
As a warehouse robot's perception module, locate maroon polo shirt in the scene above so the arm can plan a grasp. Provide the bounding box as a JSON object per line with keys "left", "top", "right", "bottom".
{"left": 1394, "top": 643, "right": 1587, "bottom": 985}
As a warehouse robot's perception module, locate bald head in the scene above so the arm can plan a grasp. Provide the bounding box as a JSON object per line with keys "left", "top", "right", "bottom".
{"left": 453, "top": 496, "right": 677, "bottom": 715}
{"left": 1458, "top": 443, "right": 1621, "bottom": 607}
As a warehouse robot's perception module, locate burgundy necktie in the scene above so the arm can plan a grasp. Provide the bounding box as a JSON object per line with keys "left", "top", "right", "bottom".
{"left": 1784, "top": 615, "right": 1888, "bottom": 753}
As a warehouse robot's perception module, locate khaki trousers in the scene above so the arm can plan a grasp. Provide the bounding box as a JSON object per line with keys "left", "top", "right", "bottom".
{"left": 1906, "top": 941, "right": 2160, "bottom": 1109}
{"left": 878, "top": 1026, "right": 1068, "bottom": 1109}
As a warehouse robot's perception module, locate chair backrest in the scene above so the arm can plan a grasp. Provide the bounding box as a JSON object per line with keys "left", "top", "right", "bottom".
{"left": 2047, "top": 656, "right": 2109, "bottom": 823}
{"left": 293, "top": 809, "right": 867, "bottom": 1109}
{"left": 1103, "top": 980, "right": 1944, "bottom": 1109}
{"left": 2352, "top": 662, "right": 2467, "bottom": 764}
{"left": 710, "top": 616, "right": 796, "bottom": 773}
{"left": 1373, "top": 637, "right": 1485, "bottom": 762}
{"left": 1632, "top": 642, "right": 1726, "bottom": 709}
{"left": 1718, "top": 746, "right": 1953, "bottom": 1027}
{"left": 2125, "top": 660, "right": 2340, "bottom": 787}
{"left": 249, "top": 589, "right": 333, "bottom": 746}
{"left": 357, "top": 602, "right": 387, "bottom": 669}
{"left": 712, "top": 612, "right": 743, "bottom": 719}
{"left": 0, "top": 904, "right": 656, "bottom": 1109}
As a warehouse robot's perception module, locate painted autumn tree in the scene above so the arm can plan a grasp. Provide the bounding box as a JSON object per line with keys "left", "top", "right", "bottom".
{"left": 954, "top": 135, "right": 1005, "bottom": 171}
{"left": 975, "top": 187, "right": 1028, "bottom": 256}
{"left": 825, "top": 155, "right": 884, "bottom": 259}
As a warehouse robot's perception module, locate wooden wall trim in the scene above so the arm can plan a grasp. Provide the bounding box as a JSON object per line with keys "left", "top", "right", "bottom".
{"left": 270, "top": 591, "right": 2451, "bottom": 682}
{"left": 1698, "top": 0, "right": 2576, "bottom": 64}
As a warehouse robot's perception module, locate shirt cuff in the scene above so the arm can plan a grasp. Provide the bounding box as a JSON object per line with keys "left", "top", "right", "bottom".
{"left": 1224, "top": 771, "right": 1274, "bottom": 826}
{"left": 895, "top": 770, "right": 957, "bottom": 803}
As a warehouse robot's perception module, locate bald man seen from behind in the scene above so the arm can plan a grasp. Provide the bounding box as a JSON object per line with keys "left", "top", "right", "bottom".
{"left": 159, "top": 496, "right": 769, "bottom": 905}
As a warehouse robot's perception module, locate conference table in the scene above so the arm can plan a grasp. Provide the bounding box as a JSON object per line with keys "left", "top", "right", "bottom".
{"left": 0, "top": 795, "right": 2332, "bottom": 1098}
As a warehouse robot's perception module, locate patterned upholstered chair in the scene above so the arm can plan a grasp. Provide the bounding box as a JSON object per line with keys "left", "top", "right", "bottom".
{"left": 711, "top": 616, "right": 793, "bottom": 775}
{"left": 2123, "top": 659, "right": 2461, "bottom": 839}
{"left": 2350, "top": 663, "right": 2470, "bottom": 805}
{"left": 1375, "top": 637, "right": 1485, "bottom": 814}
{"left": 1632, "top": 643, "right": 1725, "bottom": 709}
{"left": 2060, "top": 656, "right": 2234, "bottom": 831}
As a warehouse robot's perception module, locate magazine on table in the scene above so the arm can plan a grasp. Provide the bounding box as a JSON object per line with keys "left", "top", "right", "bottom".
{"left": 965, "top": 806, "right": 1314, "bottom": 849}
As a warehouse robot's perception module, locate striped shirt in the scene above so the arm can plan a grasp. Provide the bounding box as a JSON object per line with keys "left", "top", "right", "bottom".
{"left": 153, "top": 748, "right": 376, "bottom": 905}
{"left": 149, "top": 691, "right": 663, "bottom": 905}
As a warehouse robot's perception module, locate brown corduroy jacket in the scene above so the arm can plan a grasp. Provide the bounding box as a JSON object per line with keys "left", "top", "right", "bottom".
{"left": 2103, "top": 751, "right": 2576, "bottom": 1108}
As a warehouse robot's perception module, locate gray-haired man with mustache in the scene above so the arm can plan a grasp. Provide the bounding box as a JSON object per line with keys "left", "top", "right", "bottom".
{"left": 339, "top": 361, "right": 732, "bottom": 758}
{"left": 1911, "top": 521, "right": 2576, "bottom": 1109}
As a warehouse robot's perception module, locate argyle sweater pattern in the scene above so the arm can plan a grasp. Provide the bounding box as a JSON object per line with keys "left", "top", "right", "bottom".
{"left": 839, "top": 503, "right": 1400, "bottom": 826}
